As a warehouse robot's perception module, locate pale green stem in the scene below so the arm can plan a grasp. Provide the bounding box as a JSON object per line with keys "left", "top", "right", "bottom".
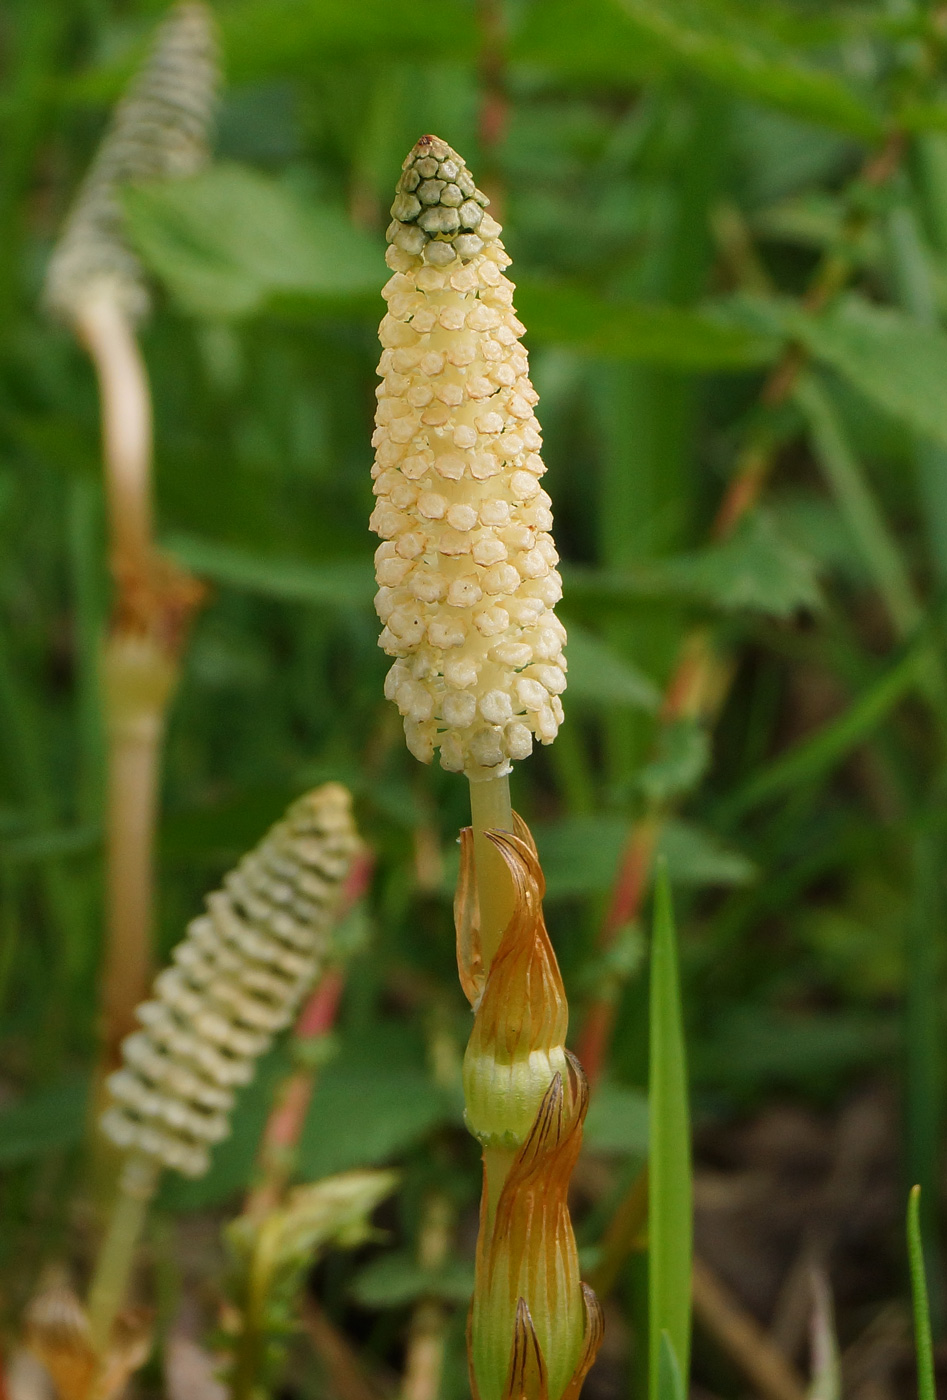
{"left": 468, "top": 773, "right": 514, "bottom": 970}
{"left": 87, "top": 1151, "right": 160, "bottom": 1354}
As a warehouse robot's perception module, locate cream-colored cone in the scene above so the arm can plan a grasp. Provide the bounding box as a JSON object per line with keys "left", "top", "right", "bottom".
{"left": 372, "top": 135, "right": 566, "bottom": 780}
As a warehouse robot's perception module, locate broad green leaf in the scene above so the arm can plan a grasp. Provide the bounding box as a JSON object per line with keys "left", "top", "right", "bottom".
{"left": 0, "top": 1074, "right": 88, "bottom": 1167}
{"left": 907, "top": 1187, "right": 936, "bottom": 1400}
{"left": 350, "top": 1251, "right": 474, "bottom": 1308}
{"left": 659, "top": 822, "right": 756, "bottom": 888}
{"left": 565, "top": 623, "right": 661, "bottom": 712}
{"left": 791, "top": 296, "right": 947, "bottom": 450}
{"left": 124, "top": 164, "right": 382, "bottom": 319}
{"left": 653, "top": 510, "right": 822, "bottom": 616}
{"left": 648, "top": 869, "right": 692, "bottom": 1399}
{"left": 515, "top": 283, "right": 778, "bottom": 369}
{"left": 524, "top": 817, "right": 752, "bottom": 899}
{"left": 584, "top": 1082, "right": 650, "bottom": 1156}
{"left": 638, "top": 721, "right": 710, "bottom": 802}
{"left": 299, "top": 1068, "right": 452, "bottom": 1178}
{"left": 298, "top": 1029, "right": 458, "bottom": 1179}
{"left": 164, "top": 534, "right": 376, "bottom": 609}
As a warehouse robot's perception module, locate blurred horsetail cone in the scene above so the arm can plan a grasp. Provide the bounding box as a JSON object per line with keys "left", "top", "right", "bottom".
{"left": 101, "top": 784, "right": 361, "bottom": 1178}
{"left": 45, "top": 1, "right": 217, "bottom": 323}
{"left": 372, "top": 135, "right": 567, "bottom": 780}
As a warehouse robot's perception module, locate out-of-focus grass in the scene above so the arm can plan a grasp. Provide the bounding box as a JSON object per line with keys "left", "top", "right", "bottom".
{"left": 4, "top": 0, "right": 947, "bottom": 1389}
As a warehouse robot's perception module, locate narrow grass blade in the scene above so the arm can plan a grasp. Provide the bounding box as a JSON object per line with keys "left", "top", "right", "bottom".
{"left": 885, "top": 200, "right": 947, "bottom": 586}
{"left": 797, "top": 373, "right": 920, "bottom": 639}
{"left": 904, "top": 831, "right": 944, "bottom": 1336}
{"left": 723, "top": 636, "right": 926, "bottom": 819}
{"left": 907, "top": 1186, "right": 936, "bottom": 1400}
{"left": 658, "top": 1330, "right": 686, "bottom": 1400}
{"left": 649, "top": 866, "right": 692, "bottom": 1399}
{"left": 808, "top": 1269, "right": 840, "bottom": 1400}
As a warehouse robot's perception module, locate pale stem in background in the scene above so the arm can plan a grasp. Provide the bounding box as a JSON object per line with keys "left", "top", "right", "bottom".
{"left": 101, "top": 681, "right": 169, "bottom": 1061}
{"left": 74, "top": 293, "right": 194, "bottom": 1073}
{"left": 86, "top": 1152, "right": 161, "bottom": 1356}
{"left": 399, "top": 1193, "right": 454, "bottom": 1400}
{"left": 468, "top": 773, "right": 514, "bottom": 968}
{"left": 75, "top": 295, "right": 152, "bottom": 573}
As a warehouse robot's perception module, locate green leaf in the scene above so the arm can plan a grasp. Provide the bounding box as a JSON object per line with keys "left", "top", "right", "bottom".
{"left": 513, "top": 0, "right": 882, "bottom": 138}
{"left": 792, "top": 296, "right": 947, "bottom": 450}
{"left": 896, "top": 100, "right": 947, "bottom": 135}
{"left": 515, "top": 283, "right": 778, "bottom": 370}
{"left": 565, "top": 623, "right": 661, "bottom": 712}
{"left": 222, "top": 0, "right": 478, "bottom": 82}
{"left": 658, "top": 822, "right": 756, "bottom": 888}
{"left": 563, "top": 511, "right": 821, "bottom": 615}
{"left": 755, "top": 192, "right": 882, "bottom": 265}
{"left": 694, "top": 1008, "right": 894, "bottom": 1090}
{"left": 524, "top": 816, "right": 751, "bottom": 899}
{"left": 648, "top": 869, "right": 692, "bottom": 1400}
{"left": 797, "top": 374, "right": 920, "bottom": 638}
{"left": 907, "top": 1186, "right": 937, "bottom": 1400}
{"left": 4, "top": 825, "right": 100, "bottom": 865}
{"left": 658, "top": 1333, "right": 686, "bottom": 1400}
{"left": 512, "top": 0, "right": 667, "bottom": 84}
{"left": 164, "top": 534, "right": 376, "bottom": 609}
{"left": 653, "top": 510, "right": 822, "bottom": 616}
{"left": 638, "top": 720, "right": 710, "bottom": 802}
{"left": 124, "top": 164, "right": 382, "bottom": 319}
{"left": 349, "top": 1251, "right": 474, "bottom": 1308}
{"left": 298, "top": 1029, "right": 458, "bottom": 1179}
{"left": 0, "top": 1074, "right": 88, "bottom": 1167}
{"left": 617, "top": 0, "right": 881, "bottom": 137}
{"left": 69, "top": 0, "right": 478, "bottom": 101}
{"left": 584, "top": 1082, "right": 650, "bottom": 1156}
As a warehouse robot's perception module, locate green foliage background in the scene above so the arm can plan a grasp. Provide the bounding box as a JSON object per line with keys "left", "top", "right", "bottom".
{"left": 4, "top": 0, "right": 947, "bottom": 1389}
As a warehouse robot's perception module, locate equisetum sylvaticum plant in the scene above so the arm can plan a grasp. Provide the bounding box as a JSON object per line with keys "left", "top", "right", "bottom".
{"left": 60, "top": 784, "right": 365, "bottom": 1381}
{"left": 44, "top": 1, "right": 218, "bottom": 1079}
{"left": 372, "top": 134, "right": 602, "bottom": 1400}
